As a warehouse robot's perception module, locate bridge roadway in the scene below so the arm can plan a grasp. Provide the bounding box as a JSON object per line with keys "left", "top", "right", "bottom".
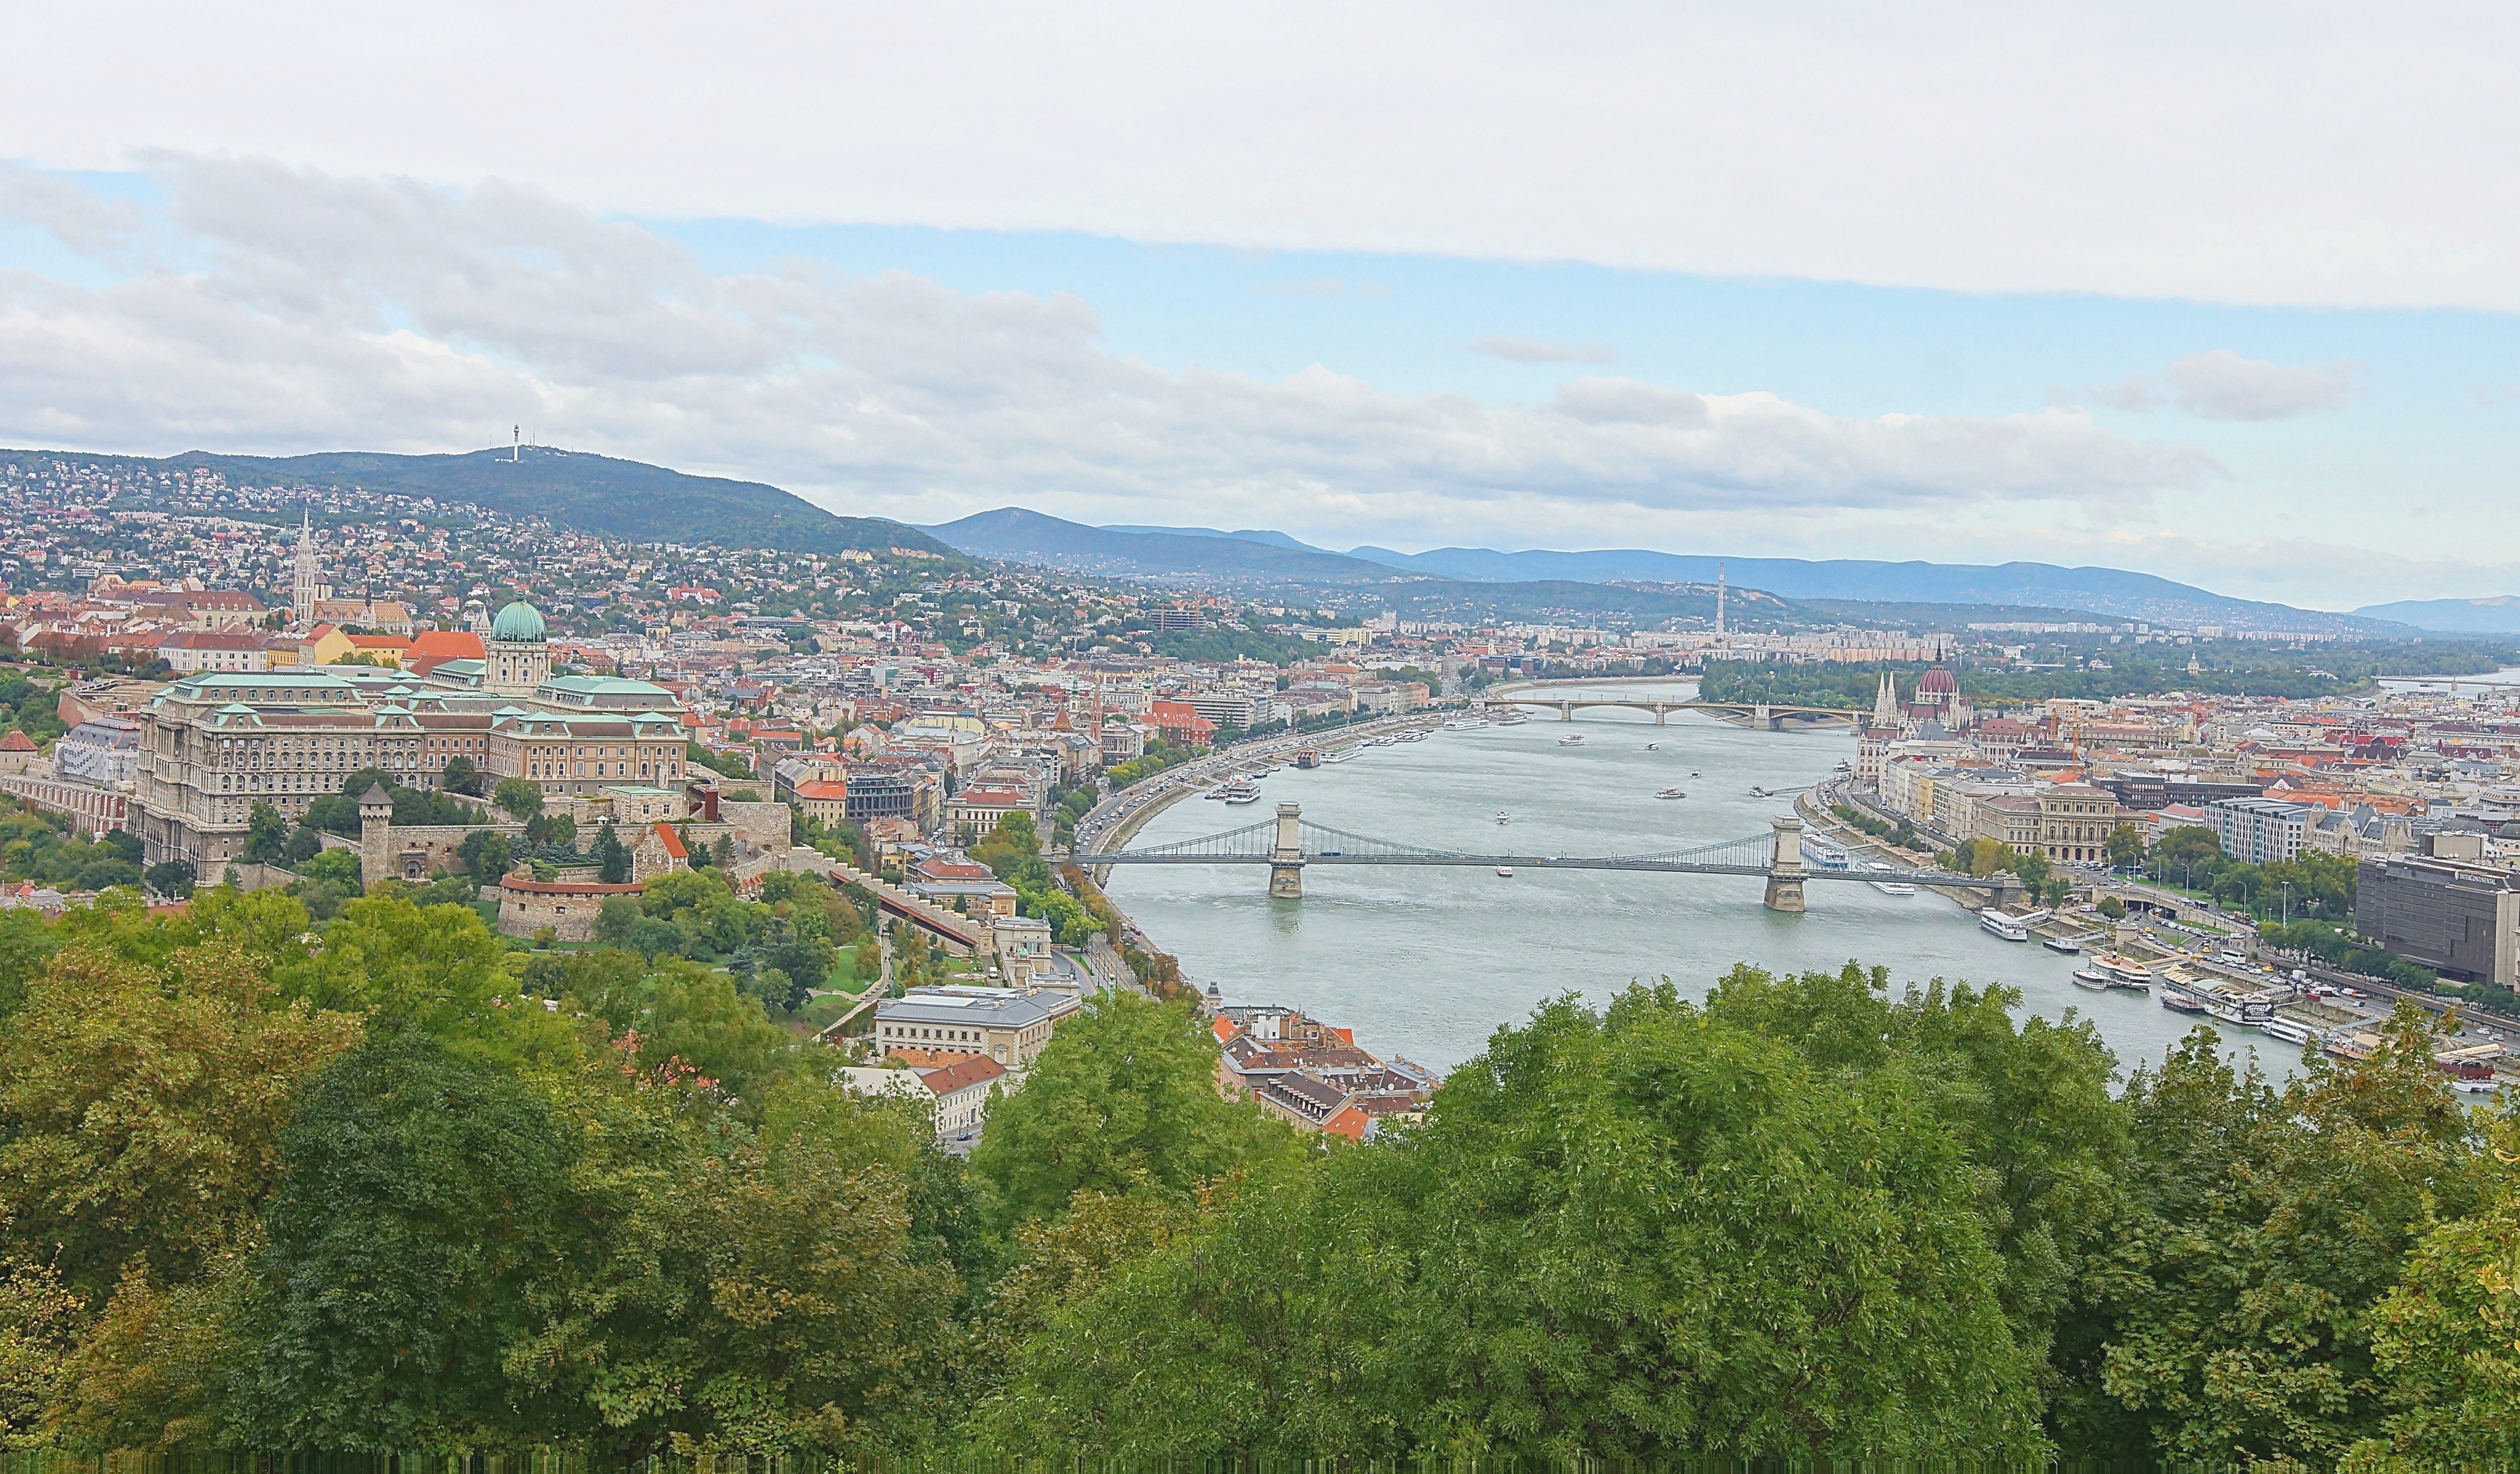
{"left": 1477, "top": 695, "right": 1860, "bottom": 727}
{"left": 1073, "top": 802, "right": 2019, "bottom": 912}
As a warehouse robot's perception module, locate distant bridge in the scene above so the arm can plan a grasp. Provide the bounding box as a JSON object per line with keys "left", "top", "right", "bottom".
{"left": 1478, "top": 696, "right": 1862, "bottom": 728}
{"left": 1076, "top": 803, "right": 2015, "bottom": 912}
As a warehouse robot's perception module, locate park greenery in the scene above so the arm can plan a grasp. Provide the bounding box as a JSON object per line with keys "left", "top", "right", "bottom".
{"left": 1701, "top": 638, "right": 2514, "bottom": 708}
{"left": 1103, "top": 738, "right": 1189, "bottom": 787}
{"left": 970, "top": 813, "right": 1093, "bottom": 945}
{"left": 2, "top": 884, "right": 2516, "bottom": 1463}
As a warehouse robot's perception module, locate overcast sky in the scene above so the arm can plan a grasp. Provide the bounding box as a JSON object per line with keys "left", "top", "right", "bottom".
{"left": 4, "top": 1, "right": 2518, "bottom": 609}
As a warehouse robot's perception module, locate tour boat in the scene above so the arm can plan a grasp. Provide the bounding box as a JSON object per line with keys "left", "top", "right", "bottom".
{"left": 1219, "top": 779, "right": 1263, "bottom": 805}
{"left": 1202, "top": 784, "right": 1233, "bottom": 799}
{"left": 2042, "top": 934, "right": 2084, "bottom": 954}
{"left": 2091, "top": 952, "right": 2153, "bottom": 990}
{"left": 1869, "top": 878, "right": 1916, "bottom": 896}
{"left": 1558, "top": 733, "right": 1586, "bottom": 747}
{"left": 1495, "top": 865, "right": 1515, "bottom": 878}
{"left": 1980, "top": 911, "right": 2034, "bottom": 942}
{"left": 1655, "top": 786, "right": 1686, "bottom": 800}
{"left": 2159, "top": 989, "right": 2209, "bottom": 1015}
{"left": 2071, "top": 967, "right": 2112, "bottom": 991}
{"left": 2261, "top": 1016, "right": 2315, "bottom": 1046}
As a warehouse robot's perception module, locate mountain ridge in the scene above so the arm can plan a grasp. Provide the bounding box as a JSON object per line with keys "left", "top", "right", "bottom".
{"left": 1, "top": 446, "right": 955, "bottom": 559}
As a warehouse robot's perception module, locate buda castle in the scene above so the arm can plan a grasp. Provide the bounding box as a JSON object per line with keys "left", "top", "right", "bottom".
{"left": 131, "top": 600, "right": 693, "bottom": 871}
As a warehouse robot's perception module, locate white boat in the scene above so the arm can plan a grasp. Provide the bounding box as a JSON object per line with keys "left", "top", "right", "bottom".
{"left": 2043, "top": 935, "right": 2084, "bottom": 954}
{"left": 1495, "top": 865, "right": 1515, "bottom": 878}
{"left": 1644, "top": 742, "right": 1660, "bottom": 751}
{"left": 1655, "top": 787, "right": 1686, "bottom": 800}
{"left": 2456, "top": 1078, "right": 2501, "bottom": 1095}
{"left": 1690, "top": 769, "right": 1702, "bottom": 779}
{"left": 1494, "top": 810, "right": 1511, "bottom": 825}
{"left": 1558, "top": 733, "right": 1586, "bottom": 747}
{"left": 1980, "top": 910, "right": 2034, "bottom": 942}
{"left": 1219, "top": 779, "right": 1263, "bottom": 805}
{"left": 2091, "top": 952, "right": 2153, "bottom": 991}
{"left": 2070, "top": 967, "right": 2112, "bottom": 991}
{"left": 1202, "top": 784, "right": 1232, "bottom": 799}
{"left": 1869, "top": 879, "right": 1916, "bottom": 896}
{"left": 2261, "top": 1017, "right": 2315, "bottom": 1046}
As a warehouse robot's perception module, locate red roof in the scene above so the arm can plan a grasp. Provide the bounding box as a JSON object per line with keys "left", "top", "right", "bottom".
{"left": 795, "top": 780, "right": 849, "bottom": 800}
{"left": 649, "top": 822, "right": 688, "bottom": 858}
{"left": 0, "top": 730, "right": 36, "bottom": 752}
{"left": 406, "top": 629, "right": 487, "bottom": 675}
{"left": 919, "top": 1055, "right": 1008, "bottom": 1096}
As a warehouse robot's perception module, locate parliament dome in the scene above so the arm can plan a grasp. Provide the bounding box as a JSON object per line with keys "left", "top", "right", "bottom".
{"left": 490, "top": 601, "right": 547, "bottom": 643}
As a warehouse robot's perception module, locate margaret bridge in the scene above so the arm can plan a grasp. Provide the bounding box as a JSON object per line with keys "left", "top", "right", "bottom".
{"left": 1476, "top": 695, "right": 1862, "bottom": 728}
{"left": 1074, "top": 803, "right": 2021, "bottom": 912}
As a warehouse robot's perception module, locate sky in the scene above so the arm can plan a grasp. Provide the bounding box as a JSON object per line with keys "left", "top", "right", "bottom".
{"left": 1, "top": 1, "right": 2517, "bottom": 611}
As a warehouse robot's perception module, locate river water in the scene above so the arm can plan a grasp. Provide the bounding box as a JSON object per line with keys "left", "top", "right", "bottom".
{"left": 1107, "top": 695, "right": 2300, "bottom": 1083}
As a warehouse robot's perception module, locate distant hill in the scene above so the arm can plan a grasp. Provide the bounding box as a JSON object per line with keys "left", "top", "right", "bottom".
{"left": 3, "top": 446, "right": 955, "bottom": 559}
{"left": 2353, "top": 596, "right": 2520, "bottom": 633}
{"left": 926, "top": 510, "right": 1400, "bottom": 586}
{"left": 1102, "top": 525, "right": 1333, "bottom": 554}
{"left": 1344, "top": 546, "right": 2394, "bottom": 635}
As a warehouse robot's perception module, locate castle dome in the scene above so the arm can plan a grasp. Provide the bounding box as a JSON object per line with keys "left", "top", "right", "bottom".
{"left": 1918, "top": 664, "right": 1958, "bottom": 697}
{"left": 489, "top": 601, "right": 547, "bottom": 643}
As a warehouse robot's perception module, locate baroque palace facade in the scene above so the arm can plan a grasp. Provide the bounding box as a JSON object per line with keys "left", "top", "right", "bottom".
{"left": 132, "top": 601, "right": 693, "bottom": 869}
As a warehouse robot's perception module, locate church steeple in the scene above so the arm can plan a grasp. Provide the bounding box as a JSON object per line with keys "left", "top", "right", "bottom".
{"left": 1872, "top": 669, "right": 1899, "bottom": 727}
{"left": 291, "top": 505, "right": 320, "bottom": 629}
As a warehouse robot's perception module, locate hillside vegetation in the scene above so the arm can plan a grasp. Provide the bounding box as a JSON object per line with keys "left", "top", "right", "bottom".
{"left": 3, "top": 890, "right": 2517, "bottom": 1465}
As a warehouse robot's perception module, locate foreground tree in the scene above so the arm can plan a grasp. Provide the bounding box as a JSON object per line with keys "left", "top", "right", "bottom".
{"left": 969, "top": 991, "right": 1306, "bottom": 1231}
{"left": 982, "top": 981, "right": 2052, "bottom": 1462}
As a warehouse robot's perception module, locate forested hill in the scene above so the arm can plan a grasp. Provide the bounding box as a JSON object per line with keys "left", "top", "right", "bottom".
{"left": 1, "top": 446, "right": 957, "bottom": 559}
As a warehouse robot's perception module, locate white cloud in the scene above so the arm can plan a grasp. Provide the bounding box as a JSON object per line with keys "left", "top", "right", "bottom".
{"left": 0, "top": 159, "right": 2216, "bottom": 536}
{"left": 2160, "top": 349, "right": 2359, "bottom": 421}
{"left": 0, "top": 161, "right": 142, "bottom": 254}
{"left": 1471, "top": 336, "right": 1615, "bottom": 364}
{"left": 2076, "top": 350, "right": 2359, "bottom": 421}
{"left": 6, "top": 3, "right": 2520, "bottom": 308}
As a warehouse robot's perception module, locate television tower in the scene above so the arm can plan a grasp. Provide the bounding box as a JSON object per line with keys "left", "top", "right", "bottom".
{"left": 512, "top": 425, "right": 520, "bottom": 462}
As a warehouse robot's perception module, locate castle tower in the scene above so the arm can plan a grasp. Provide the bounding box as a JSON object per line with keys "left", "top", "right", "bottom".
{"left": 292, "top": 507, "right": 320, "bottom": 629}
{"left": 486, "top": 600, "right": 550, "bottom": 699}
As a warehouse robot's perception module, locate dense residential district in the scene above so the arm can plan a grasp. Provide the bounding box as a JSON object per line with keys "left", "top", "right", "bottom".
{"left": 10, "top": 455, "right": 2520, "bottom": 1117}
{"left": 19, "top": 457, "right": 2520, "bottom": 1458}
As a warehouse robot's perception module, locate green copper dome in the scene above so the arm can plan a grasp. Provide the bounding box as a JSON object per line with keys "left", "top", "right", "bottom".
{"left": 489, "top": 601, "right": 547, "bottom": 643}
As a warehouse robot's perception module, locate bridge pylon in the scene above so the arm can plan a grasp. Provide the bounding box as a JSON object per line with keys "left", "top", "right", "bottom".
{"left": 1269, "top": 801, "right": 1305, "bottom": 899}
{"left": 1558, "top": 700, "right": 1573, "bottom": 721}
{"left": 1763, "top": 814, "right": 1807, "bottom": 913}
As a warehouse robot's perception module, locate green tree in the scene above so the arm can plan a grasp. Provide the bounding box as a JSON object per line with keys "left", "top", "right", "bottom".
{"left": 0, "top": 897, "right": 359, "bottom": 1300}
{"left": 970, "top": 991, "right": 1304, "bottom": 1231}
{"left": 985, "top": 981, "right": 2052, "bottom": 1462}
{"left": 241, "top": 803, "right": 288, "bottom": 864}
{"left": 2104, "top": 822, "right": 2146, "bottom": 869}
{"left": 226, "top": 1030, "right": 576, "bottom": 1447}
{"left": 589, "top": 822, "right": 631, "bottom": 884}
{"left": 455, "top": 827, "right": 513, "bottom": 879}
{"left": 492, "top": 777, "right": 543, "bottom": 821}
{"left": 439, "top": 754, "right": 483, "bottom": 796}
{"left": 592, "top": 893, "right": 643, "bottom": 946}
{"left": 295, "top": 847, "right": 362, "bottom": 895}
{"left": 2054, "top": 1004, "right": 2491, "bottom": 1465}
{"left": 142, "top": 859, "right": 196, "bottom": 899}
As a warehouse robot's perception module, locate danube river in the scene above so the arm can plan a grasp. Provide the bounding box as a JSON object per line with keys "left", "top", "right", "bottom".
{"left": 1106, "top": 696, "right": 2299, "bottom": 1081}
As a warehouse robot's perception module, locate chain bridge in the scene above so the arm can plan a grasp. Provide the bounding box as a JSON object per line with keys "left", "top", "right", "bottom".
{"left": 1074, "top": 802, "right": 2017, "bottom": 912}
